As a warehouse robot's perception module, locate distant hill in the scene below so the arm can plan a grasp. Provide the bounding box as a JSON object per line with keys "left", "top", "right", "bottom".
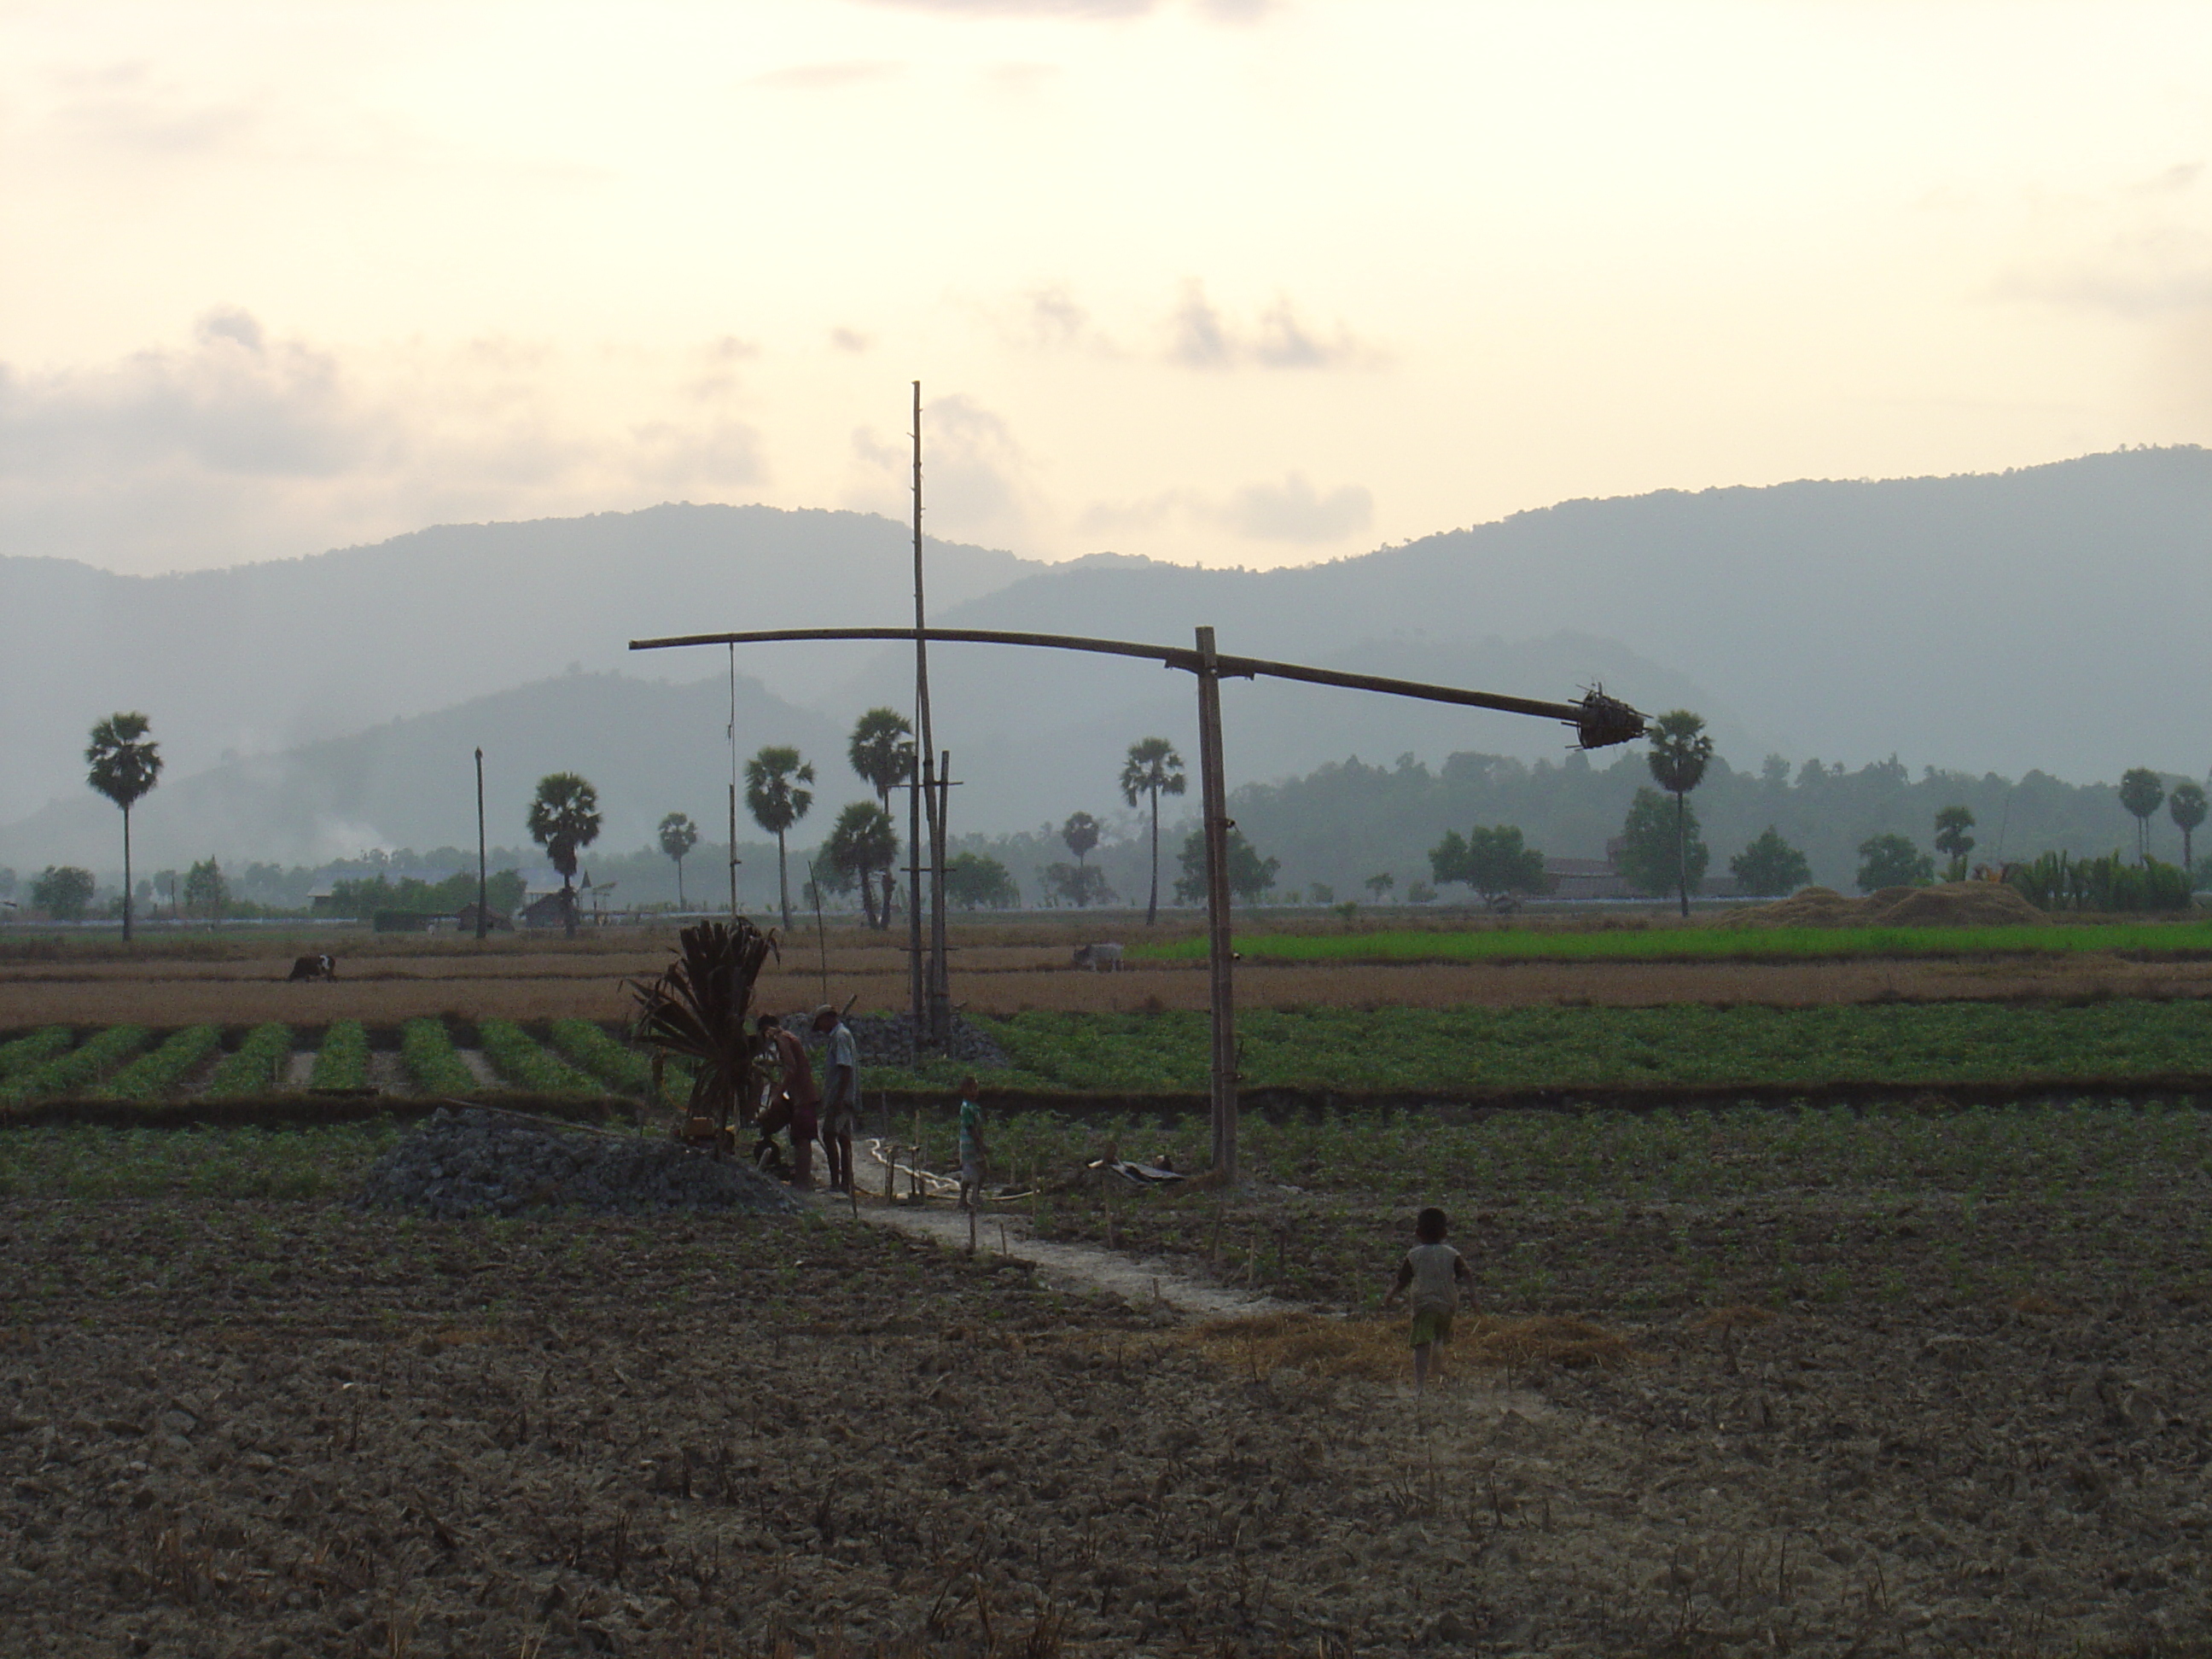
{"left": 7, "top": 449, "right": 2208, "bottom": 864}
{"left": 0, "top": 504, "right": 1039, "bottom": 824}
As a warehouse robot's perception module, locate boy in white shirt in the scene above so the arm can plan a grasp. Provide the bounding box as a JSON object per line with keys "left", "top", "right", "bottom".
{"left": 1382, "top": 1206, "right": 1475, "bottom": 1394}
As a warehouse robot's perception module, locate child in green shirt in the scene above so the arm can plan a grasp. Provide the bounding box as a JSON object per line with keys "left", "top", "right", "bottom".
{"left": 956, "top": 1074, "right": 987, "bottom": 1211}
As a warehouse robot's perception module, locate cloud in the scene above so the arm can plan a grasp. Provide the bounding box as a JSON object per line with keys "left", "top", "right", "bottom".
{"left": 847, "top": 393, "right": 1040, "bottom": 542}
{"left": 1079, "top": 473, "right": 1372, "bottom": 545}
{"left": 746, "top": 61, "right": 904, "bottom": 92}
{"left": 830, "top": 327, "right": 875, "bottom": 353}
{"left": 49, "top": 61, "right": 264, "bottom": 158}
{"left": 1167, "top": 282, "right": 1381, "bottom": 370}
{"left": 0, "top": 315, "right": 768, "bottom": 573}
{"left": 1220, "top": 473, "right": 1372, "bottom": 543}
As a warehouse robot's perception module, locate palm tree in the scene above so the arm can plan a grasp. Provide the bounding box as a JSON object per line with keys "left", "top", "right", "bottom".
{"left": 527, "top": 772, "right": 602, "bottom": 940}
{"left": 85, "top": 713, "right": 162, "bottom": 943}
{"left": 848, "top": 708, "right": 913, "bottom": 923}
{"left": 657, "top": 812, "right": 699, "bottom": 910}
{"left": 744, "top": 745, "right": 816, "bottom": 930}
{"left": 848, "top": 708, "right": 913, "bottom": 809}
{"left": 1645, "top": 709, "right": 1714, "bottom": 917}
{"left": 824, "top": 802, "right": 899, "bottom": 930}
{"left": 1118, "top": 737, "right": 1187, "bottom": 926}
{"left": 1062, "top": 812, "right": 1100, "bottom": 866}
{"left": 2119, "top": 768, "right": 2165, "bottom": 864}
{"left": 2169, "top": 781, "right": 2207, "bottom": 874}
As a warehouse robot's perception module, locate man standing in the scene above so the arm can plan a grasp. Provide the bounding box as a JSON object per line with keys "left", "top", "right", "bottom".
{"left": 754, "top": 1013, "right": 818, "bottom": 1187}
{"left": 813, "top": 1004, "right": 859, "bottom": 1192}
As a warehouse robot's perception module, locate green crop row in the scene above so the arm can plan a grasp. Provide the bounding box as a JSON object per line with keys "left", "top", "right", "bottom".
{"left": 0, "top": 1027, "right": 73, "bottom": 1080}
{"left": 204, "top": 1023, "right": 294, "bottom": 1096}
{"left": 944, "top": 1000, "right": 2212, "bottom": 1095}
{"left": 548, "top": 1019, "right": 655, "bottom": 1096}
{"left": 309, "top": 1022, "right": 370, "bottom": 1091}
{"left": 0, "top": 1026, "right": 149, "bottom": 1103}
{"left": 399, "top": 1017, "right": 476, "bottom": 1095}
{"left": 0, "top": 1122, "right": 405, "bottom": 1202}
{"left": 96, "top": 1026, "right": 223, "bottom": 1101}
{"left": 1132, "top": 918, "right": 2212, "bottom": 967}
{"left": 479, "top": 1019, "right": 595, "bottom": 1095}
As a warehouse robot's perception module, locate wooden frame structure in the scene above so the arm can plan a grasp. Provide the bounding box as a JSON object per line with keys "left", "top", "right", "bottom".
{"left": 631, "top": 622, "right": 1647, "bottom": 1181}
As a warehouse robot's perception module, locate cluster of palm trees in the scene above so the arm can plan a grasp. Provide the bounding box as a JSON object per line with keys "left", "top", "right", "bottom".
{"left": 730, "top": 708, "right": 908, "bottom": 931}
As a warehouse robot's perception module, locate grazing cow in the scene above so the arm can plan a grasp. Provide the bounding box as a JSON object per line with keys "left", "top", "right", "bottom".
{"left": 286, "top": 953, "right": 336, "bottom": 981}
{"left": 1071, "top": 942, "right": 1125, "bottom": 973}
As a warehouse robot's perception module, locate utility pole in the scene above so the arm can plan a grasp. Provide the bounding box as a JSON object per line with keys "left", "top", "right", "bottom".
{"left": 474, "top": 748, "right": 488, "bottom": 941}
{"left": 910, "top": 381, "right": 940, "bottom": 1046}
{"left": 1193, "top": 627, "right": 1238, "bottom": 1180}
{"left": 738, "top": 641, "right": 756, "bottom": 924}
{"left": 930, "top": 748, "right": 952, "bottom": 1043}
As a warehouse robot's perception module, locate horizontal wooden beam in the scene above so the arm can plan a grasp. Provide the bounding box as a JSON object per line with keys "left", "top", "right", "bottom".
{"left": 628, "top": 626, "right": 1647, "bottom": 747}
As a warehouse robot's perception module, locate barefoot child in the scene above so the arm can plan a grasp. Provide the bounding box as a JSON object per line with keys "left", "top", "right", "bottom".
{"left": 1382, "top": 1207, "right": 1474, "bottom": 1394}
{"left": 955, "top": 1075, "right": 988, "bottom": 1211}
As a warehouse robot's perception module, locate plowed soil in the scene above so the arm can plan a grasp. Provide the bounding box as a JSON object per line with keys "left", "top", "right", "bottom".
{"left": 3, "top": 1189, "right": 2208, "bottom": 1657}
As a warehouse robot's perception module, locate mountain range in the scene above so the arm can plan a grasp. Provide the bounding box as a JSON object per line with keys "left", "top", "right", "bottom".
{"left": 4, "top": 447, "right": 2207, "bottom": 871}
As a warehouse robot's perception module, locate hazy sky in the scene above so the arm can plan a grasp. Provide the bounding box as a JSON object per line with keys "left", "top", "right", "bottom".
{"left": 4, "top": 1, "right": 2209, "bottom": 575}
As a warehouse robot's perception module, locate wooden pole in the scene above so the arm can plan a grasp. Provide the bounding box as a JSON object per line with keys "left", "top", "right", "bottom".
{"left": 474, "top": 748, "right": 487, "bottom": 941}
{"left": 728, "top": 643, "right": 741, "bottom": 920}
{"left": 910, "top": 382, "right": 931, "bottom": 1047}
{"left": 1195, "top": 625, "right": 1237, "bottom": 1184}
{"left": 929, "top": 748, "right": 951, "bottom": 1045}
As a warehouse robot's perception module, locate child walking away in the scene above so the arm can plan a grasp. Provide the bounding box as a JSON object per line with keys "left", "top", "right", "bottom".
{"left": 1382, "top": 1207, "right": 1474, "bottom": 1394}
{"left": 956, "top": 1075, "right": 987, "bottom": 1211}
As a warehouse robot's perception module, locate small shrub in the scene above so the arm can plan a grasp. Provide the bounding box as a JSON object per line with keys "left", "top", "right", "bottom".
{"left": 399, "top": 1018, "right": 476, "bottom": 1095}
{"left": 205, "top": 1023, "right": 294, "bottom": 1095}
{"left": 479, "top": 1019, "right": 594, "bottom": 1095}
{"left": 97, "top": 1025, "right": 223, "bottom": 1101}
{"left": 309, "top": 1021, "right": 370, "bottom": 1091}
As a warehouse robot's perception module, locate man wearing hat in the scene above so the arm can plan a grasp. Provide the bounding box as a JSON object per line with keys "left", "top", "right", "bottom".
{"left": 812, "top": 1004, "right": 859, "bottom": 1191}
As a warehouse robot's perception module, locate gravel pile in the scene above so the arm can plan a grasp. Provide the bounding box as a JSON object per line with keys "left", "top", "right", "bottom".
{"left": 840, "top": 1012, "right": 1008, "bottom": 1069}
{"left": 355, "top": 1107, "right": 806, "bottom": 1219}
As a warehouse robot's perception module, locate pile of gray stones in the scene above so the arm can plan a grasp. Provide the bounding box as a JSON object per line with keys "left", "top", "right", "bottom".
{"left": 355, "top": 1107, "right": 806, "bottom": 1219}
{"left": 841, "top": 1012, "right": 1007, "bottom": 1069}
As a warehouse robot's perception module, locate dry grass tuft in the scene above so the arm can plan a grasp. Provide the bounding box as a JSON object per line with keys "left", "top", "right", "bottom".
{"left": 1691, "top": 1305, "right": 1777, "bottom": 1332}
{"left": 1173, "top": 1310, "right": 1635, "bottom": 1381}
{"left": 2011, "top": 1292, "right": 2066, "bottom": 1315}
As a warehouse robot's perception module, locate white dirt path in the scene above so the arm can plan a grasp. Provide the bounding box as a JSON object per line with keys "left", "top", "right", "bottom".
{"left": 814, "top": 1179, "right": 1290, "bottom": 1321}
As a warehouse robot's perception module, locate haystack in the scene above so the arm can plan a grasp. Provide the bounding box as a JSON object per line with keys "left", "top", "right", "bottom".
{"left": 1718, "top": 881, "right": 2046, "bottom": 929}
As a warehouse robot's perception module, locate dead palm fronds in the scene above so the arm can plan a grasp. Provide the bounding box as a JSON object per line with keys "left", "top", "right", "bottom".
{"left": 628, "top": 920, "right": 777, "bottom": 1129}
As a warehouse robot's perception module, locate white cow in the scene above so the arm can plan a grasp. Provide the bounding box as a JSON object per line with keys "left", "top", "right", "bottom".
{"left": 1071, "top": 941, "right": 1125, "bottom": 972}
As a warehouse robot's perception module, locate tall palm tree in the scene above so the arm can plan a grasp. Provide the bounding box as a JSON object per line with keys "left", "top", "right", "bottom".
{"left": 527, "top": 772, "right": 602, "bottom": 940}
{"left": 1645, "top": 710, "right": 1714, "bottom": 918}
{"left": 85, "top": 713, "right": 162, "bottom": 943}
{"left": 848, "top": 707, "right": 913, "bottom": 810}
{"left": 2170, "top": 781, "right": 2208, "bottom": 874}
{"left": 2119, "top": 768, "right": 2165, "bottom": 864}
{"left": 824, "top": 801, "right": 899, "bottom": 930}
{"left": 848, "top": 708, "right": 913, "bottom": 923}
{"left": 657, "top": 812, "right": 699, "bottom": 910}
{"left": 1119, "top": 736, "right": 1187, "bottom": 926}
{"left": 744, "top": 745, "right": 816, "bottom": 930}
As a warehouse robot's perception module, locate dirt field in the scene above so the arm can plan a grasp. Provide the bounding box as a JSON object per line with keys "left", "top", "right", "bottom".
{"left": 3, "top": 1172, "right": 2208, "bottom": 1658}
{"left": 7, "top": 920, "right": 2212, "bottom": 1026}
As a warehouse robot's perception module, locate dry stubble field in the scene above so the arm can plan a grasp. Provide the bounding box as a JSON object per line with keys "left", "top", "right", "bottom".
{"left": 5, "top": 918, "right": 2212, "bottom": 1656}
{"left": 6, "top": 917, "right": 2212, "bottom": 1027}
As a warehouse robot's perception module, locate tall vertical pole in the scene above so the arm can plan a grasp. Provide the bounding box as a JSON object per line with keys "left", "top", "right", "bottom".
{"left": 474, "top": 748, "right": 487, "bottom": 941}
{"left": 929, "top": 748, "right": 952, "bottom": 1043}
{"left": 906, "top": 749, "right": 923, "bottom": 1046}
{"left": 728, "top": 643, "right": 741, "bottom": 919}
{"left": 1194, "top": 626, "right": 1237, "bottom": 1182}
{"left": 910, "top": 380, "right": 939, "bottom": 1045}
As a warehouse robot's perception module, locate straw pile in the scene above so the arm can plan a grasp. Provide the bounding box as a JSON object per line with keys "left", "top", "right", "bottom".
{"left": 1173, "top": 1311, "right": 1634, "bottom": 1380}
{"left": 1717, "top": 882, "right": 2046, "bottom": 929}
